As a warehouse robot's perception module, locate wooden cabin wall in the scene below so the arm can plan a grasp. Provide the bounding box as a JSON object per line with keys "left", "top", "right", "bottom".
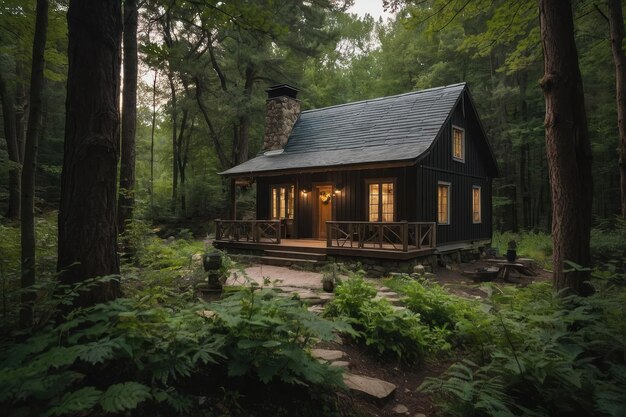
{"left": 256, "top": 166, "right": 418, "bottom": 239}
{"left": 418, "top": 98, "right": 493, "bottom": 245}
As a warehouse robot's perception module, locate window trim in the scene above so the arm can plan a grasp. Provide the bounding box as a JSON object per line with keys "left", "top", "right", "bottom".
{"left": 437, "top": 181, "right": 451, "bottom": 225}
{"left": 270, "top": 184, "right": 295, "bottom": 220}
{"left": 452, "top": 125, "right": 465, "bottom": 163}
{"left": 472, "top": 185, "right": 482, "bottom": 224}
{"left": 365, "top": 178, "right": 397, "bottom": 222}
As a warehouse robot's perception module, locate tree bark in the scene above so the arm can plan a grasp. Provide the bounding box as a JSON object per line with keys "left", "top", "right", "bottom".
{"left": 117, "top": 0, "right": 138, "bottom": 234}
{"left": 0, "top": 73, "right": 21, "bottom": 219}
{"left": 150, "top": 70, "right": 157, "bottom": 208}
{"left": 607, "top": 0, "right": 626, "bottom": 219}
{"left": 58, "top": 0, "right": 122, "bottom": 306}
{"left": 167, "top": 71, "right": 179, "bottom": 214}
{"left": 539, "top": 0, "right": 594, "bottom": 295}
{"left": 19, "top": 0, "right": 48, "bottom": 328}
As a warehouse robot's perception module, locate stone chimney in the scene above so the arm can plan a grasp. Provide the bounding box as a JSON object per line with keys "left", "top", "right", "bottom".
{"left": 262, "top": 84, "right": 300, "bottom": 152}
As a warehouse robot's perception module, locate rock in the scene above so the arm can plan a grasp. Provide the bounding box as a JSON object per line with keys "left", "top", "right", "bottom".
{"left": 330, "top": 360, "right": 350, "bottom": 369}
{"left": 343, "top": 373, "right": 396, "bottom": 400}
{"left": 413, "top": 264, "right": 426, "bottom": 275}
{"left": 311, "top": 349, "right": 346, "bottom": 362}
{"left": 414, "top": 414, "right": 427, "bottom": 417}
{"left": 307, "top": 305, "right": 325, "bottom": 314}
{"left": 392, "top": 404, "right": 409, "bottom": 414}
{"left": 378, "top": 286, "right": 393, "bottom": 293}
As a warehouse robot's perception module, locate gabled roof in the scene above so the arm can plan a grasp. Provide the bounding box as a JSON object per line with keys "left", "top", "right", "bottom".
{"left": 221, "top": 83, "right": 485, "bottom": 176}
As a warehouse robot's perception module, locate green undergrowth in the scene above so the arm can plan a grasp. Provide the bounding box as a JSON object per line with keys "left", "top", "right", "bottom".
{"left": 492, "top": 231, "right": 553, "bottom": 267}
{"left": 324, "top": 273, "right": 452, "bottom": 364}
{"left": 419, "top": 275, "right": 626, "bottom": 417}
{"left": 0, "top": 281, "right": 350, "bottom": 417}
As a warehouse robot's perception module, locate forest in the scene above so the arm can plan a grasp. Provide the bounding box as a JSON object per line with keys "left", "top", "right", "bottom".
{"left": 1, "top": 0, "right": 625, "bottom": 416}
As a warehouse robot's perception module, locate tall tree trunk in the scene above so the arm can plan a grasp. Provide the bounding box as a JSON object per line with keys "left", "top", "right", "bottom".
{"left": 20, "top": 0, "right": 48, "bottom": 328}
{"left": 150, "top": 70, "right": 157, "bottom": 208}
{"left": 167, "top": 71, "right": 178, "bottom": 214}
{"left": 117, "top": 0, "right": 138, "bottom": 234}
{"left": 539, "top": 0, "right": 594, "bottom": 295}
{"left": 0, "top": 74, "right": 21, "bottom": 219}
{"left": 607, "top": 0, "right": 626, "bottom": 219}
{"left": 58, "top": 0, "right": 122, "bottom": 307}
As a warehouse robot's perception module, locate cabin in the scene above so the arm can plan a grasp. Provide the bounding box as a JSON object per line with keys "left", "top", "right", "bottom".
{"left": 215, "top": 83, "right": 499, "bottom": 270}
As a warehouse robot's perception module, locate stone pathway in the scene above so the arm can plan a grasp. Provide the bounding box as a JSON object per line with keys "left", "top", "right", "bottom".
{"left": 224, "top": 265, "right": 423, "bottom": 415}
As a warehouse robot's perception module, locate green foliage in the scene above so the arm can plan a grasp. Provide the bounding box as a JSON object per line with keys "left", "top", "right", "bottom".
{"left": 0, "top": 281, "right": 348, "bottom": 416}
{"left": 492, "top": 231, "right": 553, "bottom": 267}
{"left": 384, "top": 276, "right": 490, "bottom": 350}
{"left": 325, "top": 274, "right": 450, "bottom": 363}
{"left": 420, "top": 276, "right": 626, "bottom": 417}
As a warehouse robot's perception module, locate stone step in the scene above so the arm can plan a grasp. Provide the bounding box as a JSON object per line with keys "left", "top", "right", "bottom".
{"left": 311, "top": 349, "right": 347, "bottom": 362}
{"left": 343, "top": 373, "right": 396, "bottom": 401}
{"left": 265, "top": 250, "right": 327, "bottom": 261}
{"left": 260, "top": 256, "right": 318, "bottom": 268}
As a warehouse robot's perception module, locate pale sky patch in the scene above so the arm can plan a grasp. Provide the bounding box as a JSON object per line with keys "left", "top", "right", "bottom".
{"left": 347, "top": 0, "right": 394, "bottom": 20}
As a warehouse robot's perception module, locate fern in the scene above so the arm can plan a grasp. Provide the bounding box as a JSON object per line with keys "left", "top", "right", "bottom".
{"left": 99, "top": 382, "right": 152, "bottom": 413}
{"left": 48, "top": 387, "right": 102, "bottom": 416}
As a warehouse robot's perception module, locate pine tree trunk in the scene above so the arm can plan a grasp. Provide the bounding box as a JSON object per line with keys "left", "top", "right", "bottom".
{"left": 58, "top": 0, "right": 122, "bottom": 306}
{"left": 607, "top": 0, "right": 626, "bottom": 219}
{"left": 150, "top": 71, "right": 157, "bottom": 208}
{"left": 168, "top": 72, "right": 178, "bottom": 214}
{"left": 118, "top": 0, "right": 138, "bottom": 234}
{"left": 539, "top": 0, "right": 594, "bottom": 295}
{"left": 0, "top": 74, "right": 21, "bottom": 219}
{"left": 20, "top": 0, "right": 48, "bottom": 328}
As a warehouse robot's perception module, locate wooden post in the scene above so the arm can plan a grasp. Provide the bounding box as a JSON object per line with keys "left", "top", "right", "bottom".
{"left": 215, "top": 220, "right": 222, "bottom": 240}
{"left": 276, "top": 221, "right": 281, "bottom": 244}
{"left": 431, "top": 223, "right": 437, "bottom": 248}
{"left": 402, "top": 221, "right": 408, "bottom": 252}
{"left": 230, "top": 177, "right": 237, "bottom": 220}
{"left": 326, "top": 222, "right": 332, "bottom": 247}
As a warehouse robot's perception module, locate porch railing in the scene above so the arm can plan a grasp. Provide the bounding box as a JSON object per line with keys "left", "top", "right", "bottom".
{"left": 326, "top": 221, "right": 436, "bottom": 252}
{"left": 215, "top": 220, "right": 282, "bottom": 244}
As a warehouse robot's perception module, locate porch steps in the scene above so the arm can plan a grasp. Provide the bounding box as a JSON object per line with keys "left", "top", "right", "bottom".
{"left": 260, "top": 256, "right": 319, "bottom": 268}
{"left": 264, "top": 250, "right": 326, "bottom": 261}
{"left": 260, "top": 247, "right": 327, "bottom": 268}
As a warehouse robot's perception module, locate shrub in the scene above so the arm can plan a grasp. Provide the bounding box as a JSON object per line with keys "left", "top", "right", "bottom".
{"left": 325, "top": 275, "right": 450, "bottom": 363}
{"left": 0, "top": 282, "right": 349, "bottom": 416}
{"left": 419, "top": 276, "right": 626, "bottom": 417}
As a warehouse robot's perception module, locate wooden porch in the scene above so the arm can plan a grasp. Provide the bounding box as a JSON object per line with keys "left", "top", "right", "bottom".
{"left": 214, "top": 220, "right": 436, "bottom": 260}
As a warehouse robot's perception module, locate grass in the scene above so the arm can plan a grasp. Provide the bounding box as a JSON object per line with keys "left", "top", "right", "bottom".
{"left": 492, "top": 230, "right": 552, "bottom": 267}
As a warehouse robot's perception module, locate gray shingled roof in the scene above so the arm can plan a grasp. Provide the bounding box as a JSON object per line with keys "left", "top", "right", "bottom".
{"left": 221, "top": 83, "right": 466, "bottom": 176}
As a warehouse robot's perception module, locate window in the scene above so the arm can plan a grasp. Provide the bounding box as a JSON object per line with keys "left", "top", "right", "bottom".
{"left": 438, "top": 182, "right": 450, "bottom": 224}
{"left": 368, "top": 181, "right": 394, "bottom": 222}
{"left": 472, "top": 186, "right": 481, "bottom": 223}
{"left": 270, "top": 185, "right": 294, "bottom": 219}
{"left": 452, "top": 126, "right": 465, "bottom": 162}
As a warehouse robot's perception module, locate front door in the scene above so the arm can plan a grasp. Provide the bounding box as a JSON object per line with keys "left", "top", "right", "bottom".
{"left": 316, "top": 185, "right": 333, "bottom": 239}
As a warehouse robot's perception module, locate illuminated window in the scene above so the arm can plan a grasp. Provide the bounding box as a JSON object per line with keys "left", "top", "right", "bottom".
{"left": 270, "top": 185, "right": 294, "bottom": 219}
{"left": 452, "top": 126, "right": 464, "bottom": 162}
{"left": 438, "top": 182, "right": 450, "bottom": 224}
{"left": 368, "top": 181, "right": 394, "bottom": 222}
{"left": 472, "top": 186, "right": 481, "bottom": 223}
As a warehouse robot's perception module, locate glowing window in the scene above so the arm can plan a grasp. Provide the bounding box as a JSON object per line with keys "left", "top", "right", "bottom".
{"left": 438, "top": 182, "right": 450, "bottom": 224}
{"left": 472, "top": 186, "right": 481, "bottom": 223}
{"left": 368, "top": 181, "right": 394, "bottom": 222}
{"left": 452, "top": 126, "right": 465, "bottom": 162}
{"left": 270, "top": 185, "right": 294, "bottom": 219}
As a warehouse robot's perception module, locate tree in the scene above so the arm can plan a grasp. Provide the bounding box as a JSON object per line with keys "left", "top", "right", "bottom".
{"left": 57, "top": 0, "right": 122, "bottom": 306}
{"left": 19, "top": 0, "right": 48, "bottom": 327}
{"left": 118, "top": 0, "right": 139, "bottom": 234}
{"left": 538, "top": 0, "right": 594, "bottom": 294}
{"left": 606, "top": 0, "right": 626, "bottom": 219}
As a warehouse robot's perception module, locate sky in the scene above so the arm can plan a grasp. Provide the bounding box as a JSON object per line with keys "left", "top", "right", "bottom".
{"left": 347, "top": 0, "right": 395, "bottom": 20}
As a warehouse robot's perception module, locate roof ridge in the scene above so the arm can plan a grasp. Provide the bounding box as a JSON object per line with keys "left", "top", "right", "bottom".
{"left": 301, "top": 82, "right": 466, "bottom": 114}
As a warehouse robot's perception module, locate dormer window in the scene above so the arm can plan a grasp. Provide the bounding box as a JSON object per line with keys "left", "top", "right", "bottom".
{"left": 452, "top": 126, "right": 465, "bottom": 162}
